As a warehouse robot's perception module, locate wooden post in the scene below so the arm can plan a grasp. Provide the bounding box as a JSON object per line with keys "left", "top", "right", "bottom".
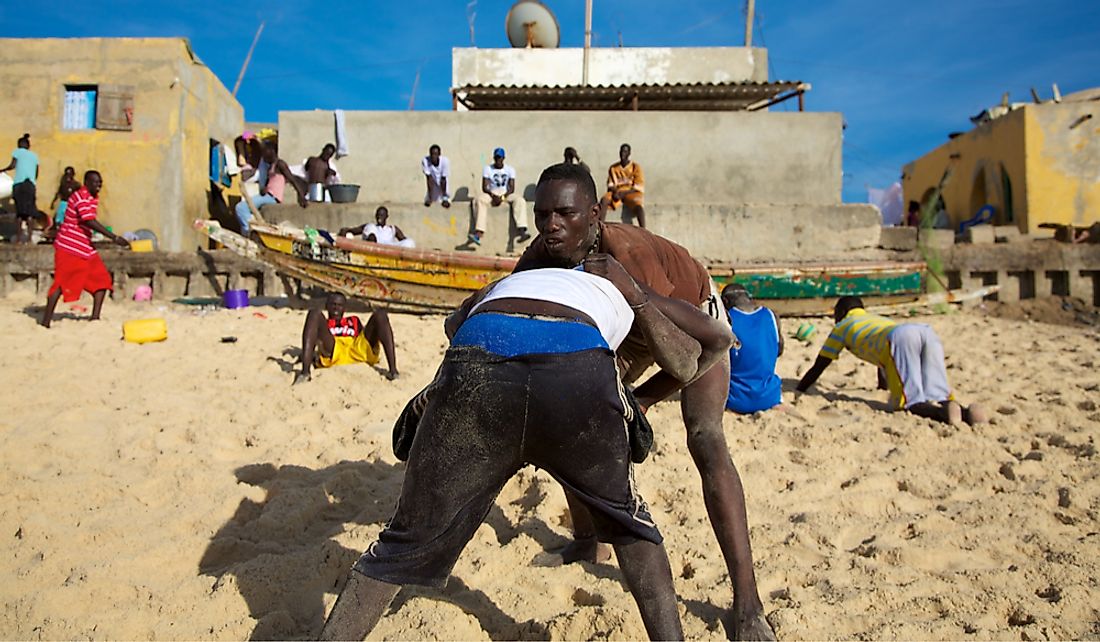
{"left": 798, "top": 90, "right": 805, "bottom": 111}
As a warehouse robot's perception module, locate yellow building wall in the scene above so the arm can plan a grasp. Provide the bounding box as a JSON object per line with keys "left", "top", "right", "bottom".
{"left": 1024, "top": 102, "right": 1100, "bottom": 230}
{"left": 902, "top": 108, "right": 1028, "bottom": 231}
{"left": 0, "top": 38, "right": 242, "bottom": 251}
{"left": 903, "top": 100, "right": 1100, "bottom": 234}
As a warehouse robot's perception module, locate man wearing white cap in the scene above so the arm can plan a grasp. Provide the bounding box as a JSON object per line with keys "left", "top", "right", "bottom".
{"left": 471, "top": 147, "right": 530, "bottom": 246}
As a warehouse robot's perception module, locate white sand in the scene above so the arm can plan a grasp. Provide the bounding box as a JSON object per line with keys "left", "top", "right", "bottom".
{"left": 0, "top": 290, "right": 1097, "bottom": 640}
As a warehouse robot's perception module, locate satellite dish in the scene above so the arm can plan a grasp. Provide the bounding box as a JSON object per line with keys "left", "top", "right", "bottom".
{"left": 506, "top": 1, "right": 561, "bottom": 48}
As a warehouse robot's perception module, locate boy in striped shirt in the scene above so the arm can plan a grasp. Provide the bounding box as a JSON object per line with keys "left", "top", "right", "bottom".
{"left": 796, "top": 296, "right": 987, "bottom": 425}
{"left": 40, "top": 170, "right": 130, "bottom": 328}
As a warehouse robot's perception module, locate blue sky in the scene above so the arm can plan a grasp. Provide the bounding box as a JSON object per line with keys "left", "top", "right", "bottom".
{"left": 4, "top": 1, "right": 1099, "bottom": 202}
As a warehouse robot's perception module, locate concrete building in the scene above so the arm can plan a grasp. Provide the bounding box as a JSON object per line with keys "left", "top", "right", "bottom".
{"left": 0, "top": 38, "right": 243, "bottom": 251}
{"left": 276, "top": 46, "right": 879, "bottom": 262}
{"left": 902, "top": 88, "right": 1100, "bottom": 235}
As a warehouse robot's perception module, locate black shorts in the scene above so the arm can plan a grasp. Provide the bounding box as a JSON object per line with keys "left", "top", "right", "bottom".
{"left": 355, "top": 346, "right": 661, "bottom": 588}
{"left": 12, "top": 179, "right": 37, "bottom": 220}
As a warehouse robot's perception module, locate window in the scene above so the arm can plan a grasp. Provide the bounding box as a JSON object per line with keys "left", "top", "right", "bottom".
{"left": 62, "top": 84, "right": 134, "bottom": 131}
{"left": 62, "top": 85, "right": 97, "bottom": 130}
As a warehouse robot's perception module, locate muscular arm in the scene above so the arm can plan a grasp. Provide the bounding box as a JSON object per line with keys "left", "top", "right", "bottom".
{"left": 796, "top": 356, "right": 832, "bottom": 392}
{"left": 338, "top": 223, "right": 368, "bottom": 237}
{"left": 630, "top": 296, "right": 735, "bottom": 407}
{"left": 0, "top": 157, "right": 14, "bottom": 173}
{"left": 481, "top": 177, "right": 492, "bottom": 196}
{"left": 81, "top": 218, "right": 130, "bottom": 248}
{"left": 505, "top": 178, "right": 515, "bottom": 198}
{"left": 585, "top": 254, "right": 727, "bottom": 385}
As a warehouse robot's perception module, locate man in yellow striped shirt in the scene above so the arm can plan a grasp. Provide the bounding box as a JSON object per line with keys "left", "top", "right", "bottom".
{"left": 599, "top": 143, "right": 646, "bottom": 228}
{"left": 797, "top": 296, "right": 987, "bottom": 425}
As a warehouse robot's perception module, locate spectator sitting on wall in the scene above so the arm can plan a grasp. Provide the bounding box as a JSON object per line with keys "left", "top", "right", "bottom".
{"left": 599, "top": 143, "right": 646, "bottom": 229}
{"left": 50, "top": 166, "right": 80, "bottom": 231}
{"left": 234, "top": 141, "right": 307, "bottom": 235}
{"left": 304, "top": 143, "right": 339, "bottom": 202}
{"left": 722, "top": 283, "right": 783, "bottom": 414}
{"left": 563, "top": 146, "right": 590, "bottom": 175}
{"left": 471, "top": 147, "right": 530, "bottom": 246}
{"left": 339, "top": 206, "right": 415, "bottom": 248}
{"left": 422, "top": 144, "right": 451, "bottom": 208}
{"left": 1, "top": 133, "right": 40, "bottom": 243}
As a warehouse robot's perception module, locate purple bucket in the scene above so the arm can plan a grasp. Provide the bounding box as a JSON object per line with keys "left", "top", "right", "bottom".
{"left": 223, "top": 289, "right": 250, "bottom": 309}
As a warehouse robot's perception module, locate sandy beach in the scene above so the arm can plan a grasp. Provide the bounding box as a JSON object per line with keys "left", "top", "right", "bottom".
{"left": 0, "top": 290, "right": 1097, "bottom": 640}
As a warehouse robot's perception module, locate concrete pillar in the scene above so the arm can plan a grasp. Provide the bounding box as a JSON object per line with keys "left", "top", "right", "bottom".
{"left": 37, "top": 270, "right": 53, "bottom": 295}
{"left": 1073, "top": 270, "right": 1100, "bottom": 306}
{"left": 114, "top": 272, "right": 129, "bottom": 300}
{"left": 1038, "top": 270, "right": 1064, "bottom": 298}
{"left": 1007, "top": 270, "right": 1035, "bottom": 300}
{"left": 996, "top": 270, "right": 1020, "bottom": 302}
{"left": 1068, "top": 270, "right": 1090, "bottom": 304}
{"left": 152, "top": 271, "right": 166, "bottom": 299}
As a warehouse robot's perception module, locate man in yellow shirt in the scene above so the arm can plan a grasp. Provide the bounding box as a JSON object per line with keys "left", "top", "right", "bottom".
{"left": 797, "top": 296, "right": 987, "bottom": 425}
{"left": 600, "top": 143, "right": 646, "bottom": 228}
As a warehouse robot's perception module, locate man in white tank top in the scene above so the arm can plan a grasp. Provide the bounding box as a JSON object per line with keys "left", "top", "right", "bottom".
{"left": 338, "top": 206, "right": 415, "bottom": 248}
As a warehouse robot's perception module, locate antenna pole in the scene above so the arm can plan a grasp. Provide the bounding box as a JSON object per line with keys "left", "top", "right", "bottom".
{"left": 583, "top": 0, "right": 593, "bottom": 85}
{"left": 744, "top": 0, "right": 754, "bottom": 47}
{"left": 409, "top": 65, "right": 422, "bottom": 110}
{"left": 232, "top": 21, "right": 265, "bottom": 97}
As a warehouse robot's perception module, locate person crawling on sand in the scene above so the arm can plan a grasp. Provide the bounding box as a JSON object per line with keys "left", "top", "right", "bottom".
{"left": 294, "top": 292, "right": 398, "bottom": 384}
{"left": 320, "top": 256, "right": 710, "bottom": 641}
{"left": 797, "top": 296, "right": 988, "bottom": 425}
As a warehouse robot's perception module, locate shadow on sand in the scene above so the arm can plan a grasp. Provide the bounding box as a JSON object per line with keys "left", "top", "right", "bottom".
{"left": 199, "top": 460, "right": 568, "bottom": 640}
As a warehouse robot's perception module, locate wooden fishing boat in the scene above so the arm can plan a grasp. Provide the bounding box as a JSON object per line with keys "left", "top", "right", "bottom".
{"left": 708, "top": 261, "right": 927, "bottom": 315}
{"left": 195, "top": 220, "right": 927, "bottom": 315}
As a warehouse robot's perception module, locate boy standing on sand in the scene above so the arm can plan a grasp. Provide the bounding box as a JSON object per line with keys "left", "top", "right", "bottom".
{"left": 796, "top": 296, "right": 988, "bottom": 425}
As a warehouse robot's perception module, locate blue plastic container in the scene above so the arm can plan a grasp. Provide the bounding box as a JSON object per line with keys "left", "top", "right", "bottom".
{"left": 223, "top": 289, "right": 250, "bottom": 309}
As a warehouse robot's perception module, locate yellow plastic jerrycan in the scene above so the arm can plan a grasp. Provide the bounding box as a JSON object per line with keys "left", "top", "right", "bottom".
{"left": 123, "top": 318, "right": 168, "bottom": 344}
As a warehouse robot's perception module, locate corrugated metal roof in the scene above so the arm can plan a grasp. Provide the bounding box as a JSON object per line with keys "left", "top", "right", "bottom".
{"left": 452, "top": 81, "right": 809, "bottom": 111}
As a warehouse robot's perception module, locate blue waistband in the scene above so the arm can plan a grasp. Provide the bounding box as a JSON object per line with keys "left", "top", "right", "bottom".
{"left": 451, "top": 312, "right": 608, "bottom": 357}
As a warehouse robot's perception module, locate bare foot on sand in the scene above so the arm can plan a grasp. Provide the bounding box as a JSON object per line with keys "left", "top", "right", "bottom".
{"left": 558, "top": 537, "right": 612, "bottom": 564}
{"left": 964, "top": 403, "right": 989, "bottom": 425}
{"left": 733, "top": 610, "right": 777, "bottom": 641}
{"left": 945, "top": 400, "right": 964, "bottom": 426}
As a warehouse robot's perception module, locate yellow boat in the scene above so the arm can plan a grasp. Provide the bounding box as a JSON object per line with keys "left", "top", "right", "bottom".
{"left": 194, "top": 220, "right": 927, "bottom": 315}
{"left": 196, "top": 220, "right": 517, "bottom": 313}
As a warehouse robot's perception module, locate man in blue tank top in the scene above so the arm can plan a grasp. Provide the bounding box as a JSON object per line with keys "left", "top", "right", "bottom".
{"left": 722, "top": 283, "right": 783, "bottom": 413}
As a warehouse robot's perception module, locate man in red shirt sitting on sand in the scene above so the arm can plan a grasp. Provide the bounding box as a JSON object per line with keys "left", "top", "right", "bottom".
{"left": 295, "top": 292, "right": 399, "bottom": 383}
{"left": 40, "top": 170, "right": 129, "bottom": 328}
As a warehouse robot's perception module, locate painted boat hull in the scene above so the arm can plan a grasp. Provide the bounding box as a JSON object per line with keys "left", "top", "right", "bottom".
{"left": 195, "top": 220, "right": 926, "bottom": 315}
{"left": 255, "top": 229, "right": 518, "bottom": 314}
